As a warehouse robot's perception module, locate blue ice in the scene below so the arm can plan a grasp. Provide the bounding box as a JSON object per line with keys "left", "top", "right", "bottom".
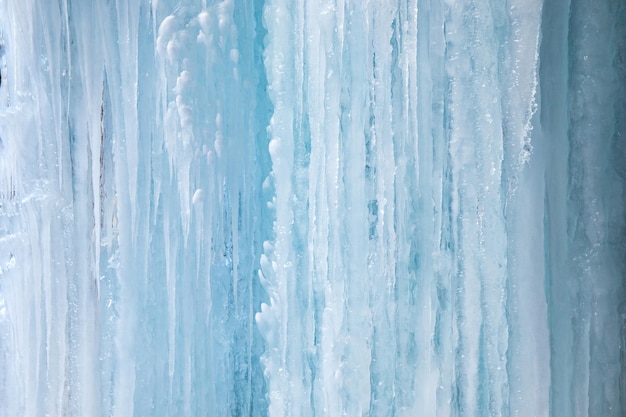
{"left": 0, "top": 0, "right": 624, "bottom": 416}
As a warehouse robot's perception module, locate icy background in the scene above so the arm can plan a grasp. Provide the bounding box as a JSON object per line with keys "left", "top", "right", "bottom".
{"left": 0, "top": 0, "right": 624, "bottom": 416}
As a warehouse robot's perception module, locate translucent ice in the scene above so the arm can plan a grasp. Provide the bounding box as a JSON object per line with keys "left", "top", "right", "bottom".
{"left": 0, "top": 0, "right": 623, "bottom": 416}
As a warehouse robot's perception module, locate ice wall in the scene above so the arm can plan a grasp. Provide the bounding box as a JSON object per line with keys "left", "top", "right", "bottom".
{"left": 0, "top": 0, "right": 623, "bottom": 416}
{"left": 0, "top": 0, "right": 269, "bottom": 415}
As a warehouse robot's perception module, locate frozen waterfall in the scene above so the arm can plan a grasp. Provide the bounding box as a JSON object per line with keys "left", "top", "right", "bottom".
{"left": 0, "top": 0, "right": 624, "bottom": 416}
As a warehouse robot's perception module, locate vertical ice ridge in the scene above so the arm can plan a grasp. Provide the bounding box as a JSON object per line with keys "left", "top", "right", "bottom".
{"left": 99, "top": 73, "right": 120, "bottom": 417}
{"left": 0, "top": 0, "right": 83, "bottom": 415}
{"left": 320, "top": 1, "right": 345, "bottom": 414}
{"left": 304, "top": 0, "right": 346, "bottom": 415}
{"left": 259, "top": 1, "right": 377, "bottom": 415}
{"left": 63, "top": 10, "right": 103, "bottom": 411}
{"left": 443, "top": 2, "right": 483, "bottom": 415}
{"left": 420, "top": 3, "right": 455, "bottom": 416}
{"left": 258, "top": 0, "right": 302, "bottom": 414}
{"left": 393, "top": 1, "right": 451, "bottom": 415}
{"left": 502, "top": 2, "right": 549, "bottom": 416}
{"left": 441, "top": 1, "right": 523, "bottom": 415}
{"left": 303, "top": 0, "right": 324, "bottom": 415}
{"left": 86, "top": 2, "right": 154, "bottom": 414}
{"left": 566, "top": 1, "right": 625, "bottom": 415}
{"left": 115, "top": 0, "right": 141, "bottom": 234}
{"left": 339, "top": 3, "right": 373, "bottom": 415}
{"left": 539, "top": 1, "right": 572, "bottom": 416}
{"left": 498, "top": 0, "right": 543, "bottom": 184}
{"left": 364, "top": 2, "right": 399, "bottom": 415}
{"left": 67, "top": 3, "right": 114, "bottom": 416}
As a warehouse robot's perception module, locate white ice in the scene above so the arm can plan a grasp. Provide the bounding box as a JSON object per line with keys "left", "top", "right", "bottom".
{"left": 0, "top": 0, "right": 623, "bottom": 416}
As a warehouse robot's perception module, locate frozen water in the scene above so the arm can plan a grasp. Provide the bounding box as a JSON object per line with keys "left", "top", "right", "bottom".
{"left": 0, "top": 0, "right": 624, "bottom": 416}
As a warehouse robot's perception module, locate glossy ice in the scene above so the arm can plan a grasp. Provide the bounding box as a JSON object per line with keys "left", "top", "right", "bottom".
{"left": 0, "top": 0, "right": 623, "bottom": 416}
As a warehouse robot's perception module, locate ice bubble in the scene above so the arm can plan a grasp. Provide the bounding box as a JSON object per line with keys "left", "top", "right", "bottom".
{"left": 167, "top": 39, "right": 182, "bottom": 62}
{"left": 214, "top": 132, "right": 223, "bottom": 158}
{"left": 175, "top": 95, "right": 193, "bottom": 128}
{"left": 157, "top": 15, "right": 178, "bottom": 54}
{"left": 197, "top": 11, "right": 211, "bottom": 32}
{"left": 268, "top": 138, "right": 280, "bottom": 158}
{"left": 260, "top": 254, "right": 272, "bottom": 278}
{"left": 158, "top": 15, "right": 178, "bottom": 38}
{"left": 173, "top": 70, "right": 191, "bottom": 94}
{"left": 192, "top": 188, "right": 203, "bottom": 205}
{"left": 229, "top": 49, "right": 239, "bottom": 64}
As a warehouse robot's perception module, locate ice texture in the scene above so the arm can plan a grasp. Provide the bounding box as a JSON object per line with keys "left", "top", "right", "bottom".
{"left": 0, "top": 0, "right": 624, "bottom": 416}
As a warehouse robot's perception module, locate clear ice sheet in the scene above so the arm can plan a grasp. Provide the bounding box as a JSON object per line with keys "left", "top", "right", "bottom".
{"left": 0, "top": 0, "right": 624, "bottom": 416}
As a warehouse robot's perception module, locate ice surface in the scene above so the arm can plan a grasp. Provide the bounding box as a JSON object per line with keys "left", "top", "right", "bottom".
{"left": 0, "top": 0, "right": 624, "bottom": 416}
